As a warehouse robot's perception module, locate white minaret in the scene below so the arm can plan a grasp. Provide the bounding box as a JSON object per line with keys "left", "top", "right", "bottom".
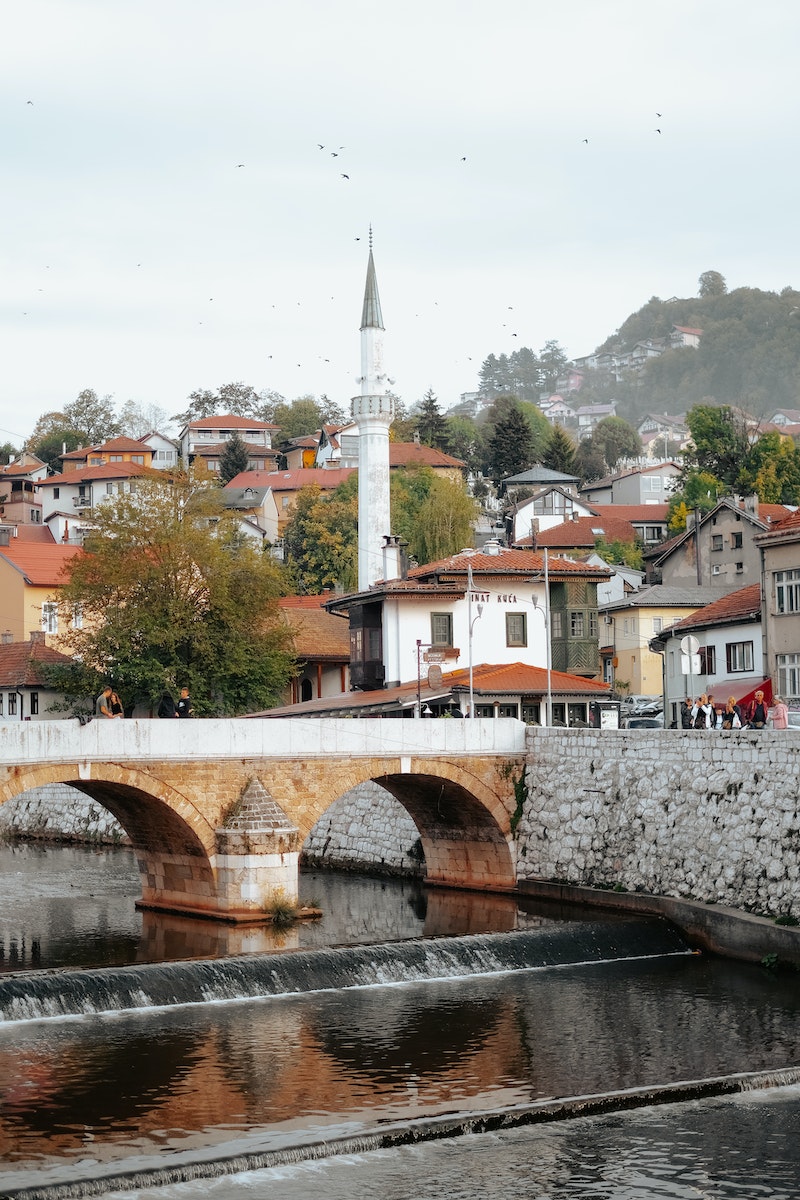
{"left": 352, "top": 233, "right": 395, "bottom": 591}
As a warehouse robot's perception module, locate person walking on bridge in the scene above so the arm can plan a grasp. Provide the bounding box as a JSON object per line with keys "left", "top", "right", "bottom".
{"left": 95, "top": 685, "right": 114, "bottom": 719}
{"left": 176, "top": 687, "right": 193, "bottom": 718}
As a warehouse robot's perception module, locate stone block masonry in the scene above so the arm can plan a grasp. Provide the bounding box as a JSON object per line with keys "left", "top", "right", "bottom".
{"left": 518, "top": 728, "right": 799, "bottom": 919}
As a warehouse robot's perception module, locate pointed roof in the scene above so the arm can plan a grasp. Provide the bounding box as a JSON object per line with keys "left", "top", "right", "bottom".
{"left": 360, "top": 247, "right": 384, "bottom": 330}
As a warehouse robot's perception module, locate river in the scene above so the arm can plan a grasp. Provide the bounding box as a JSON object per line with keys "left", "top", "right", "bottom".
{"left": 0, "top": 842, "right": 797, "bottom": 1199}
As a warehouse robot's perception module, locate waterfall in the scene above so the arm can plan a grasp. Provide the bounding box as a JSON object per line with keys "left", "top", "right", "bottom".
{"left": 0, "top": 917, "right": 690, "bottom": 1023}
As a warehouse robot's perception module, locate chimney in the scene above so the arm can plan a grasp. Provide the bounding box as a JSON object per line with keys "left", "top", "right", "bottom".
{"left": 30, "top": 630, "right": 45, "bottom": 644}
{"left": 381, "top": 534, "right": 406, "bottom": 582}
{"left": 1, "top": 631, "right": 12, "bottom": 644}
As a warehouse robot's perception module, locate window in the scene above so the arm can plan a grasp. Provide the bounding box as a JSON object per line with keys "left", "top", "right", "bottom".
{"left": 90, "top": 456, "right": 104, "bottom": 465}
{"left": 110, "top": 454, "right": 123, "bottom": 462}
{"left": 643, "top": 476, "right": 662, "bottom": 492}
{"left": 550, "top": 611, "right": 563, "bottom": 638}
{"left": 131, "top": 455, "right": 144, "bottom": 464}
{"left": 30, "top": 508, "right": 41, "bottom": 522}
{"left": 106, "top": 482, "right": 114, "bottom": 494}
{"left": 775, "top": 569, "right": 800, "bottom": 614}
{"left": 570, "top": 611, "right": 585, "bottom": 637}
{"left": 777, "top": 652, "right": 800, "bottom": 700}
{"left": 8, "top": 693, "right": 17, "bottom": 715}
{"left": 430, "top": 612, "right": 453, "bottom": 646}
{"left": 72, "top": 605, "right": 83, "bottom": 630}
{"left": 731, "top": 532, "right": 743, "bottom": 549}
{"left": 711, "top": 534, "right": 723, "bottom": 551}
{"left": 699, "top": 645, "right": 716, "bottom": 675}
{"left": 589, "top": 611, "right": 598, "bottom": 637}
{"left": 53, "top": 487, "right": 59, "bottom": 499}
{"left": 645, "top": 525, "right": 662, "bottom": 542}
{"left": 0, "top": 693, "right": 3, "bottom": 714}
{"left": 41, "top": 602, "right": 58, "bottom": 634}
{"left": 736, "top": 562, "right": 744, "bottom": 574}
{"left": 505, "top": 612, "right": 527, "bottom": 647}
{"left": 653, "top": 617, "right": 663, "bottom": 634}
{"left": 30, "top": 692, "right": 38, "bottom": 715}
{"left": 712, "top": 565, "right": 722, "bottom": 576}
{"left": 368, "top": 628, "right": 382, "bottom": 659}
{"left": 726, "top": 641, "right": 753, "bottom": 673}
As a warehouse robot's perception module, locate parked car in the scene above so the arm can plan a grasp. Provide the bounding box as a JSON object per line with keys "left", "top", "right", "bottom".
{"left": 622, "top": 716, "right": 663, "bottom": 729}
{"left": 621, "top": 695, "right": 662, "bottom": 716}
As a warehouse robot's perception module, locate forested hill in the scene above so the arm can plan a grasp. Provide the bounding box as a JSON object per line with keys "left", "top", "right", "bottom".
{"left": 477, "top": 275, "right": 800, "bottom": 427}
{"left": 580, "top": 279, "right": 800, "bottom": 424}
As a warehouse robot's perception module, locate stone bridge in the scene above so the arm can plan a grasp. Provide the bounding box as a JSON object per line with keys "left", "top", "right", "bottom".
{"left": 0, "top": 719, "right": 527, "bottom": 921}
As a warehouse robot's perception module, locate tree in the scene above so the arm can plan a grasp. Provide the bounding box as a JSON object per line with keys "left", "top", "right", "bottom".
{"left": 590, "top": 416, "right": 642, "bottom": 471}
{"left": 444, "top": 414, "right": 484, "bottom": 471}
{"left": 667, "top": 470, "right": 722, "bottom": 532}
{"left": 119, "top": 399, "right": 173, "bottom": 438}
{"left": 541, "top": 424, "right": 576, "bottom": 474}
{"left": 416, "top": 388, "right": 448, "bottom": 449}
{"left": 698, "top": 270, "right": 727, "bottom": 298}
{"left": 573, "top": 437, "right": 608, "bottom": 484}
{"left": 283, "top": 480, "right": 359, "bottom": 594}
{"left": 682, "top": 405, "right": 751, "bottom": 487}
{"left": 25, "top": 411, "right": 85, "bottom": 470}
{"left": 173, "top": 382, "right": 268, "bottom": 427}
{"left": 52, "top": 470, "right": 294, "bottom": 715}
{"left": 410, "top": 475, "right": 478, "bottom": 563}
{"left": 538, "top": 340, "right": 570, "bottom": 393}
{"left": 219, "top": 431, "right": 251, "bottom": 484}
{"left": 487, "top": 401, "right": 534, "bottom": 480}
{"left": 64, "top": 389, "right": 121, "bottom": 444}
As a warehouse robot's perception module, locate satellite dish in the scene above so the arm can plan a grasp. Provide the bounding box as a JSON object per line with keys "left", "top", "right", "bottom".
{"left": 680, "top": 635, "right": 700, "bottom": 654}
{"left": 427, "top": 665, "right": 443, "bottom": 689}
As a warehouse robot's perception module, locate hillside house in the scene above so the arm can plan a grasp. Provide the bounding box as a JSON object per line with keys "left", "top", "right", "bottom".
{"left": 178, "top": 415, "right": 280, "bottom": 473}
{"left": 0, "top": 631, "right": 77, "bottom": 721}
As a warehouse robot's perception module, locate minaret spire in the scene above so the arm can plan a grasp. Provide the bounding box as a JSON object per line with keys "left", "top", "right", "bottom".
{"left": 351, "top": 235, "right": 395, "bottom": 591}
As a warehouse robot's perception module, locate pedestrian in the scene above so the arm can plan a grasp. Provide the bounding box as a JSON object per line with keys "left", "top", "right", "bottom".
{"left": 176, "top": 686, "right": 193, "bottom": 718}
{"left": 95, "top": 685, "right": 114, "bottom": 719}
{"left": 770, "top": 695, "right": 789, "bottom": 730}
{"left": 745, "top": 690, "right": 768, "bottom": 730}
{"left": 692, "top": 694, "right": 713, "bottom": 730}
{"left": 721, "top": 696, "right": 743, "bottom": 730}
{"left": 157, "top": 692, "right": 177, "bottom": 719}
{"left": 109, "top": 691, "right": 125, "bottom": 718}
{"left": 680, "top": 698, "right": 694, "bottom": 729}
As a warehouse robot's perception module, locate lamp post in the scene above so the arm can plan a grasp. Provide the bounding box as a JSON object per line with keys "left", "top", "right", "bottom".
{"left": 529, "top": 546, "right": 552, "bottom": 727}
{"left": 467, "top": 562, "right": 484, "bottom": 717}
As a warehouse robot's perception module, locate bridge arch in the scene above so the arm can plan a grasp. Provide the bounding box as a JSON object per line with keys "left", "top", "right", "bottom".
{"left": 297, "top": 757, "right": 517, "bottom": 891}
{"left": 0, "top": 766, "right": 218, "bottom": 915}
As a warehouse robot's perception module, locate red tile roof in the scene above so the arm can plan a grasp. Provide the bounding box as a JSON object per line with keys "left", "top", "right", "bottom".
{"left": 533, "top": 516, "right": 639, "bottom": 548}
{"left": 38, "top": 463, "right": 157, "bottom": 487}
{"left": 0, "top": 541, "right": 83, "bottom": 585}
{"left": 227, "top": 468, "right": 356, "bottom": 493}
{"left": 666, "top": 583, "right": 762, "bottom": 632}
{"left": 390, "top": 443, "right": 465, "bottom": 469}
{"left": 409, "top": 548, "right": 609, "bottom": 579}
{"left": 279, "top": 595, "right": 350, "bottom": 660}
{"left": 590, "top": 504, "right": 670, "bottom": 522}
{"left": 93, "top": 436, "right": 154, "bottom": 453}
{"left": 6, "top": 526, "right": 57, "bottom": 544}
{"left": 0, "top": 637, "right": 74, "bottom": 687}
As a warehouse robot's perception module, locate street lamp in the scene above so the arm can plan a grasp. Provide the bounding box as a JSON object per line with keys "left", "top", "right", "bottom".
{"left": 467, "top": 561, "right": 484, "bottom": 717}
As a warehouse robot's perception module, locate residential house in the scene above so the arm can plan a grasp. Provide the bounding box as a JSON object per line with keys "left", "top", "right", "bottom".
{"left": 501, "top": 466, "right": 582, "bottom": 505}
{"left": 58, "top": 436, "right": 155, "bottom": 473}
{"left": 138, "top": 431, "right": 180, "bottom": 469}
{"left": 592, "top": 504, "right": 669, "bottom": 548}
{"left": 177, "top": 414, "right": 279, "bottom": 473}
{"left": 36, "top": 461, "right": 158, "bottom": 544}
{"left": 554, "top": 368, "right": 585, "bottom": 394}
{"left": 753, "top": 508, "right": 800, "bottom": 705}
{"left": 283, "top": 435, "right": 319, "bottom": 470}
{"left": 0, "top": 631, "right": 77, "bottom": 721}
{"left": 539, "top": 395, "right": 577, "bottom": 425}
{"left": 645, "top": 496, "right": 792, "bottom": 590}
{"left": 524, "top": 513, "right": 641, "bottom": 554}
{"left": 279, "top": 595, "right": 351, "bottom": 703}
{"left": 0, "top": 532, "right": 83, "bottom": 644}
{"left": 637, "top": 413, "right": 689, "bottom": 459}
{"left": 599, "top": 584, "right": 726, "bottom": 696}
{"left": 651, "top": 583, "right": 769, "bottom": 728}
{"left": 574, "top": 402, "right": 617, "bottom": 435}
{"left": 324, "top": 545, "right": 609, "bottom": 723}
{"left": 0, "top": 455, "right": 48, "bottom": 527}
{"left": 769, "top": 407, "right": 800, "bottom": 426}
{"left": 578, "top": 463, "right": 678, "bottom": 507}
{"left": 508, "top": 487, "right": 596, "bottom": 545}
{"left": 317, "top": 424, "right": 466, "bottom": 480}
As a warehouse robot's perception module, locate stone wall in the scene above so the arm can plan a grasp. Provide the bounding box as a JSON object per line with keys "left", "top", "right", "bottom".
{"left": 518, "top": 728, "right": 799, "bottom": 919}
{"left": 0, "top": 784, "right": 129, "bottom": 844}
{"left": 302, "top": 781, "right": 424, "bottom": 875}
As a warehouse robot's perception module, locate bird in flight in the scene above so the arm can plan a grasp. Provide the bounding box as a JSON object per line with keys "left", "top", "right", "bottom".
{"left": 331, "top": 151, "right": 338, "bottom": 157}
{"left": 26, "top": 100, "right": 33, "bottom": 105}
{"left": 341, "top": 173, "right": 349, "bottom": 179}
{"left": 317, "top": 144, "right": 324, "bottom": 149}
{"left": 460, "top": 156, "right": 466, "bottom": 161}
{"left": 656, "top": 111, "right": 662, "bottom": 117}
{"left": 655, "top": 128, "right": 661, "bottom": 134}
{"left": 582, "top": 138, "right": 589, "bottom": 144}
{"left": 236, "top": 163, "right": 244, "bottom": 167}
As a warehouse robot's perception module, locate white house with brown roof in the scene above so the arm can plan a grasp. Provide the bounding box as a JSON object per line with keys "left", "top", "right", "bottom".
{"left": 0, "top": 630, "right": 77, "bottom": 721}
{"left": 178, "top": 415, "right": 280, "bottom": 473}
{"left": 36, "top": 462, "right": 158, "bottom": 543}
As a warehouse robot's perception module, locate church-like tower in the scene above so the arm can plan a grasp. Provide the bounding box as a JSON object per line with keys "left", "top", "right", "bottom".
{"left": 352, "top": 235, "right": 395, "bottom": 591}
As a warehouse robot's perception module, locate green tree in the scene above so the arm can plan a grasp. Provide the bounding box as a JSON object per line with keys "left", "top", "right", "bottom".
{"left": 52, "top": 470, "right": 294, "bottom": 715}
{"left": 64, "top": 389, "right": 121, "bottom": 444}
{"left": 590, "top": 416, "right": 642, "bottom": 471}
{"left": 411, "top": 475, "right": 478, "bottom": 563}
{"left": 487, "top": 401, "right": 534, "bottom": 480}
{"left": 283, "top": 480, "right": 359, "bottom": 594}
{"left": 698, "top": 270, "right": 727, "bottom": 298}
{"left": 416, "top": 388, "right": 448, "bottom": 449}
{"left": 594, "top": 537, "right": 643, "bottom": 570}
{"left": 682, "top": 405, "right": 751, "bottom": 487}
{"left": 173, "top": 381, "right": 268, "bottom": 426}
{"left": 573, "top": 437, "right": 608, "bottom": 483}
{"left": 667, "top": 470, "right": 723, "bottom": 532}
{"left": 542, "top": 424, "right": 576, "bottom": 474}
{"left": 25, "top": 411, "right": 84, "bottom": 470}
{"left": 219, "top": 431, "right": 251, "bottom": 484}
{"left": 444, "top": 414, "right": 484, "bottom": 471}
{"left": 538, "top": 340, "right": 570, "bottom": 393}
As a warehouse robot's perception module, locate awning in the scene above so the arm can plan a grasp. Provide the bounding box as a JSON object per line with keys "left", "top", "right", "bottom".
{"left": 706, "top": 677, "right": 773, "bottom": 709}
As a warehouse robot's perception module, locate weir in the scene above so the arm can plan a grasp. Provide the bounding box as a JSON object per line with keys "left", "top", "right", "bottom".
{"left": 0, "top": 918, "right": 691, "bottom": 1023}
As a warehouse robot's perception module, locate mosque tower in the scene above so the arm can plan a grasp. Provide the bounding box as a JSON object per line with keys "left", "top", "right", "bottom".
{"left": 352, "top": 233, "right": 395, "bottom": 591}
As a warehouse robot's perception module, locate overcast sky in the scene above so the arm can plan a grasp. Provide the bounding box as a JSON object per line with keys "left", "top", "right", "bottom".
{"left": 2, "top": 0, "right": 798, "bottom": 445}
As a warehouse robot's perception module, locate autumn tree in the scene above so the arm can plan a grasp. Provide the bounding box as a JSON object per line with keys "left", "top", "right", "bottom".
{"left": 283, "top": 479, "right": 359, "bottom": 594}
{"left": 51, "top": 470, "right": 294, "bottom": 715}
{"left": 173, "top": 381, "right": 269, "bottom": 426}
